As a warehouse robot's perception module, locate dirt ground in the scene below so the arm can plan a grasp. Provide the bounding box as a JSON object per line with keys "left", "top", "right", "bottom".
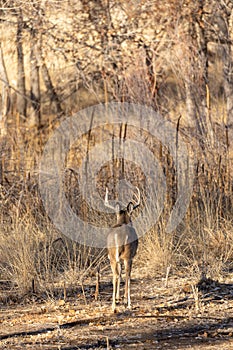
{"left": 0, "top": 270, "right": 233, "bottom": 350}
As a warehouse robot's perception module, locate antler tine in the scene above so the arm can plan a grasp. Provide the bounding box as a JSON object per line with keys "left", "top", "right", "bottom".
{"left": 104, "top": 187, "right": 115, "bottom": 210}
{"left": 133, "top": 186, "right": 140, "bottom": 209}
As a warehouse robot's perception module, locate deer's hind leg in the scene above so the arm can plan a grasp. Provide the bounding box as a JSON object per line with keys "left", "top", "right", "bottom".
{"left": 110, "top": 259, "right": 121, "bottom": 312}
{"left": 123, "top": 258, "right": 132, "bottom": 309}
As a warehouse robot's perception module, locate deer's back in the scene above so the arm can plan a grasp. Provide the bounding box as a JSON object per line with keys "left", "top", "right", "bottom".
{"left": 107, "top": 224, "right": 138, "bottom": 261}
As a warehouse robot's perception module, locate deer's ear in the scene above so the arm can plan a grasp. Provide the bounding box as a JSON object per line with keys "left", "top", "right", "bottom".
{"left": 115, "top": 203, "right": 121, "bottom": 213}
{"left": 127, "top": 202, "right": 134, "bottom": 214}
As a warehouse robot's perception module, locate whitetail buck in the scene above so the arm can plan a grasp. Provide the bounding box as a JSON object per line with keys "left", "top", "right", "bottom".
{"left": 105, "top": 186, "right": 140, "bottom": 312}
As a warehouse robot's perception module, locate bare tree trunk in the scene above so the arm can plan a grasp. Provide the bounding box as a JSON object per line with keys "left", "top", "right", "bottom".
{"left": 223, "top": 45, "right": 233, "bottom": 127}
{"left": 214, "top": 2, "right": 233, "bottom": 151}
{"left": 195, "top": 5, "right": 214, "bottom": 147}
{"left": 183, "top": 1, "right": 214, "bottom": 147}
{"left": 16, "top": 8, "right": 27, "bottom": 117}
{"left": 37, "top": 46, "right": 63, "bottom": 116}
{"left": 30, "top": 29, "right": 41, "bottom": 127}
{"left": 222, "top": 4, "right": 233, "bottom": 129}
{"left": 0, "top": 43, "right": 10, "bottom": 136}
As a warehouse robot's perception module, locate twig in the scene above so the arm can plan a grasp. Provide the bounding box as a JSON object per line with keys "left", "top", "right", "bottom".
{"left": 164, "top": 265, "right": 171, "bottom": 288}
{"left": 81, "top": 280, "right": 87, "bottom": 305}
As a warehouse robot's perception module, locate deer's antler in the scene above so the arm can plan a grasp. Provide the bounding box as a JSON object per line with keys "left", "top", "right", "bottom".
{"left": 104, "top": 187, "right": 115, "bottom": 210}
{"left": 132, "top": 187, "right": 140, "bottom": 209}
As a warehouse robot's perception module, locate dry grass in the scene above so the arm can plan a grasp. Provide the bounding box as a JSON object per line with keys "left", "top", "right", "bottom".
{"left": 0, "top": 37, "right": 233, "bottom": 300}
{"left": 0, "top": 186, "right": 107, "bottom": 297}
{"left": 1, "top": 101, "right": 233, "bottom": 300}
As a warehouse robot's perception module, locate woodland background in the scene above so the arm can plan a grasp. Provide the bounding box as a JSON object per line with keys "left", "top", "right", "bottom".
{"left": 0, "top": 0, "right": 233, "bottom": 297}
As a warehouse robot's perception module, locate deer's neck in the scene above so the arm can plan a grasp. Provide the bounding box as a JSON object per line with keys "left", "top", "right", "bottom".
{"left": 116, "top": 213, "right": 132, "bottom": 225}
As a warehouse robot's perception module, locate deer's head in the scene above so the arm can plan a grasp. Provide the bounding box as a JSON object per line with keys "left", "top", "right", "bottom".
{"left": 104, "top": 187, "right": 140, "bottom": 226}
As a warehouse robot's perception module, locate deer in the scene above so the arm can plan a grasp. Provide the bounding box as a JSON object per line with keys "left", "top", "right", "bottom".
{"left": 104, "top": 186, "right": 140, "bottom": 312}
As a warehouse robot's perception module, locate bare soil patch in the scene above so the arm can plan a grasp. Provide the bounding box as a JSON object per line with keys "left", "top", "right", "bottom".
{"left": 0, "top": 273, "right": 233, "bottom": 349}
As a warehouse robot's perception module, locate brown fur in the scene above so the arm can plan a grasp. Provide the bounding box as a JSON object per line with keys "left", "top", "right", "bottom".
{"left": 107, "top": 207, "right": 138, "bottom": 312}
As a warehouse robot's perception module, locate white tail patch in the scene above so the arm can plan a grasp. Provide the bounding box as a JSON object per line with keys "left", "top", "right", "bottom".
{"left": 124, "top": 234, "right": 128, "bottom": 245}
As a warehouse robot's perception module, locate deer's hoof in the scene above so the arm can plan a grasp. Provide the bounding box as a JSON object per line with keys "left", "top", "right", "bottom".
{"left": 112, "top": 304, "right": 117, "bottom": 313}
{"left": 123, "top": 300, "right": 131, "bottom": 310}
